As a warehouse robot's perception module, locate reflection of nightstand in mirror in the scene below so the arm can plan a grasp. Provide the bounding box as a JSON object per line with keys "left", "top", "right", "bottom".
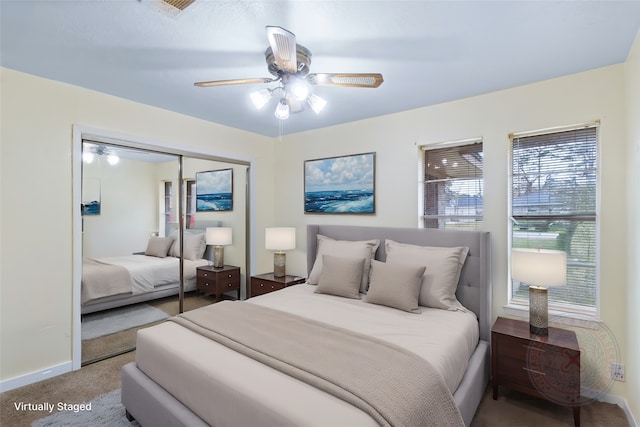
{"left": 196, "top": 265, "right": 241, "bottom": 301}
{"left": 250, "top": 273, "right": 306, "bottom": 298}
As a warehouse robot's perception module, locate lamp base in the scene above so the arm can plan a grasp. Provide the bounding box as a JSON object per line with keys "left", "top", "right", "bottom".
{"left": 273, "top": 252, "right": 286, "bottom": 277}
{"left": 529, "top": 285, "right": 549, "bottom": 336}
{"left": 213, "top": 246, "right": 224, "bottom": 268}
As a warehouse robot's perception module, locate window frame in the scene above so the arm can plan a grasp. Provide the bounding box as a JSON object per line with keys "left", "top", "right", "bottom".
{"left": 185, "top": 178, "right": 196, "bottom": 229}
{"left": 419, "top": 138, "right": 484, "bottom": 230}
{"left": 162, "top": 180, "right": 173, "bottom": 237}
{"left": 508, "top": 122, "right": 600, "bottom": 319}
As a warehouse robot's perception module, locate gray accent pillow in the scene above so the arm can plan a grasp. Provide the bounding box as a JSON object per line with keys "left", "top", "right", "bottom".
{"left": 314, "top": 255, "right": 365, "bottom": 299}
{"left": 385, "top": 240, "right": 469, "bottom": 310}
{"left": 308, "top": 235, "right": 380, "bottom": 293}
{"left": 365, "top": 260, "right": 426, "bottom": 313}
{"left": 145, "top": 236, "right": 174, "bottom": 258}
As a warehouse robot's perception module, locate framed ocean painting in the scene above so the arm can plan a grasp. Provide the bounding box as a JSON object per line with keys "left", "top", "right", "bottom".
{"left": 304, "top": 152, "right": 375, "bottom": 214}
{"left": 196, "top": 168, "right": 233, "bottom": 212}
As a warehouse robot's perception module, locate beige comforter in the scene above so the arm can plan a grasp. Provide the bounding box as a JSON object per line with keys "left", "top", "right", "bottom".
{"left": 82, "top": 258, "right": 131, "bottom": 304}
{"left": 171, "top": 301, "right": 465, "bottom": 427}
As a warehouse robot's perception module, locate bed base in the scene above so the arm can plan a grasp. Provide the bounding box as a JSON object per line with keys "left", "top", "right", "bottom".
{"left": 82, "top": 280, "right": 196, "bottom": 314}
{"left": 121, "top": 362, "right": 208, "bottom": 427}
{"left": 121, "top": 340, "right": 489, "bottom": 427}
{"left": 122, "top": 224, "right": 491, "bottom": 426}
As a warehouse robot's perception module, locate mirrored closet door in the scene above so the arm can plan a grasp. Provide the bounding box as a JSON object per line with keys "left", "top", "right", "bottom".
{"left": 79, "top": 141, "right": 248, "bottom": 365}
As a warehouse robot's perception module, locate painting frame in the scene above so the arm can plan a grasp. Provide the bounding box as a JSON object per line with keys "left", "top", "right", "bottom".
{"left": 81, "top": 178, "right": 101, "bottom": 216}
{"left": 304, "top": 152, "right": 376, "bottom": 214}
{"left": 196, "top": 168, "right": 233, "bottom": 212}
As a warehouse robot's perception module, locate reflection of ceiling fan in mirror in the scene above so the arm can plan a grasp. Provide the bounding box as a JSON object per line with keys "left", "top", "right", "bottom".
{"left": 194, "top": 26, "right": 383, "bottom": 120}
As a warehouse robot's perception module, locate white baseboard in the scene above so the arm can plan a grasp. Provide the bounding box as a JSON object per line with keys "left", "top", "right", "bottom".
{"left": 0, "top": 362, "right": 73, "bottom": 393}
{"left": 597, "top": 392, "right": 638, "bottom": 427}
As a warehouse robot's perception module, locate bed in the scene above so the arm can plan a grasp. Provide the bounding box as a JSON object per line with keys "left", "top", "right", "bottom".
{"left": 82, "top": 222, "right": 220, "bottom": 314}
{"left": 121, "top": 224, "right": 491, "bottom": 426}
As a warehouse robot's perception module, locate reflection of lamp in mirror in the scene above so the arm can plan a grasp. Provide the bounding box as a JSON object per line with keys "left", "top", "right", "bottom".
{"left": 206, "top": 227, "right": 232, "bottom": 268}
{"left": 265, "top": 227, "right": 296, "bottom": 277}
{"left": 511, "top": 248, "right": 567, "bottom": 336}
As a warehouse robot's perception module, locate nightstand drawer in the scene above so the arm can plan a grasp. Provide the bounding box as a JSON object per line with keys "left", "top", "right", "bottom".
{"left": 500, "top": 355, "right": 544, "bottom": 387}
{"left": 251, "top": 279, "right": 285, "bottom": 296}
{"left": 218, "top": 270, "right": 240, "bottom": 286}
{"left": 500, "top": 335, "right": 536, "bottom": 359}
{"left": 499, "top": 335, "right": 551, "bottom": 365}
{"left": 197, "top": 269, "right": 215, "bottom": 280}
{"left": 250, "top": 273, "right": 306, "bottom": 298}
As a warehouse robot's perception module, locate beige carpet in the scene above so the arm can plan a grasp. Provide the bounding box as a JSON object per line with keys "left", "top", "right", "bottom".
{"left": 0, "top": 352, "right": 135, "bottom": 427}
{"left": 472, "top": 387, "right": 630, "bottom": 427}
{"left": 82, "top": 292, "right": 214, "bottom": 364}
{"left": 4, "top": 294, "right": 632, "bottom": 427}
{"left": 3, "top": 355, "right": 631, "bottom": 427}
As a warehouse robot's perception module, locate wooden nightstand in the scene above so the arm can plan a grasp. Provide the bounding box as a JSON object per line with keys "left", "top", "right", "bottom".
{"left": 196, "top": 265, "right": 241, "bottom": 302}
{"left": 492, "top": 316, "right": 581, "bottom": 426}
{"left": 250, "top": 273, "right": 306, "bottom": 298}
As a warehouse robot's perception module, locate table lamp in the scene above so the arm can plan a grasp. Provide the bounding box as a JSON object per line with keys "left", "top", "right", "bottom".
{"left": 265, "top": 227, "right": 296, "bottom": 277}
{"left": 511, "top": 248, "right": 567, "bottom": 336}
{"left": 206, "top": 227, "right": 232, "bottom": 268}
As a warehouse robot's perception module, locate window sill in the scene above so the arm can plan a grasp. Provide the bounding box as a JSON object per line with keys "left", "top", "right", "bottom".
{"left": 502, "top": 303, "right": 601, "bottom": 330}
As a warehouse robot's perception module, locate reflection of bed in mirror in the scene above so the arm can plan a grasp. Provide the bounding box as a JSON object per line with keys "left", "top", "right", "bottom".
{"left": 81, "top": 221, "right": 220, "bottom": 314}
{"left": 121, "top": 224, "right": 491, "bottom": 426}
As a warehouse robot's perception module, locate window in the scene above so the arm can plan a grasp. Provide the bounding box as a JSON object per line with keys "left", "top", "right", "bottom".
{"left": 419, "top": 140, "right": 483, "bottom": 230}
{"left": 510, "top": 124, "right": 598, "bottom": 313}
{"left": 185, "top": 179, "right": 196, "bottom": 228}
{"left": 162, "top": 181, "right": 173, "bottom": 237}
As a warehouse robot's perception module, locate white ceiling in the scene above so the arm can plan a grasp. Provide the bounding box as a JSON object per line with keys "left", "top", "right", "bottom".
{"left": 2, "top": 1, "right": 640, "bottom": 138}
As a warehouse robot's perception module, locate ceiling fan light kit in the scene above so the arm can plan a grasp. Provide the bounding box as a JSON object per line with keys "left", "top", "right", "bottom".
{"left": 83, "top": 144, "right": 120, "bottom": 165}
{"left": 274, "top": 98, "right": 290, "bottom": 120}
{"left": 250, "top": 88, "right": 273, "bottom": 110}
{"left": 307, "top": 93, "right": 327, "bottom": 114}
{"left": 195, "top": 26, "right": 383, "bottom": 122}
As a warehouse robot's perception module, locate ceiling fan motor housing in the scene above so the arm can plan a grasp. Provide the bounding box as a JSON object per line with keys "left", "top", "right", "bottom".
{"left": 265, "top": 44, "right": 312, "bottom": 77}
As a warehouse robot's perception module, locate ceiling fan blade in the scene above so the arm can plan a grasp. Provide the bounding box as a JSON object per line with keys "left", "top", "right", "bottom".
{"left": 266, "top": 26, "right": 298, "bottom": 73}
{"left": 194, "top": 78, "right": 276, "bottom": 87}
{"left": 307, "top": 73, "right": 384, "bottom": 88}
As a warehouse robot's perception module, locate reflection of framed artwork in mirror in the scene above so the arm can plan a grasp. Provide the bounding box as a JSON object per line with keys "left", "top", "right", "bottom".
{"left": 82, "top": 178, "right": 101, "bottom": 215}
{"left": 196, "top": 168, "right": 233, "bottom": 212}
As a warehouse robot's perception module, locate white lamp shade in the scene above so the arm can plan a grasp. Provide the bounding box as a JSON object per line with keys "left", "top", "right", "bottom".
{"left": 511, "top": 248, "right": 567, "bottom": 287}
{"left": 265, "top": 227, "right": 296, "bottom": 251}
{"left": 206, "top": 227, "right": 232, "bottom": 246}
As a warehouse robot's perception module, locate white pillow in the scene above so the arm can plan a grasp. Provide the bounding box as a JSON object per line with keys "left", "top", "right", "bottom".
{"left": 307, "top": 235, "right": 380, "bottom": 292}
{"left": 365, "top": 260, "right": 426, "bottom": 313}
{"left": 314, "top": 255, "right": 364, "bottom": 299}
{"left": 384, "top": 240, "right": 469, "bottom": 310}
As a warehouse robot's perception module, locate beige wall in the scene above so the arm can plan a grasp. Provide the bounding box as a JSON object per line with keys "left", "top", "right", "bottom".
{"left": 0, "top": 67, "right": 275, "bottom": 384}
{"left": 276, "top": 65, "right": 633, "bottom": 409}
{"left": 1, "top": 50, "right": 638, "bottom": 419}
{"left": 625, "top": 30, "right": 640, "bottom": 421}
{"left": 82, "top": 156, "right": 161, "bottom": 258}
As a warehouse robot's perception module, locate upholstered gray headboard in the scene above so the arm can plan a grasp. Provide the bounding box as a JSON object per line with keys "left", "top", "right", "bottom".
{"left": 306, "top": 224, "right": 491, "bottom": 342}
{"left": 191, "top": 220, "right": 222, "bottom": 261}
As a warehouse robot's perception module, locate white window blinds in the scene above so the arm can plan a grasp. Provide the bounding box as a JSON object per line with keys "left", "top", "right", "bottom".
{"left": 420, "top": 141, "right": 483, "bottom": 230}
{"left": 510, "top": 125, "right": 598, "bottom": 311}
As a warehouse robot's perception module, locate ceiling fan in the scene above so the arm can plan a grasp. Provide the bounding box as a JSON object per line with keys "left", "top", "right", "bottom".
{"left": 194, "top": 26, "right": 384, "bottom": 120}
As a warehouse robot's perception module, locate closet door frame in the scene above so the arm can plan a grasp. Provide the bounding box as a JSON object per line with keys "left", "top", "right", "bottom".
{"left": 72, "top": 125, "right": 252, "bottom": 370}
